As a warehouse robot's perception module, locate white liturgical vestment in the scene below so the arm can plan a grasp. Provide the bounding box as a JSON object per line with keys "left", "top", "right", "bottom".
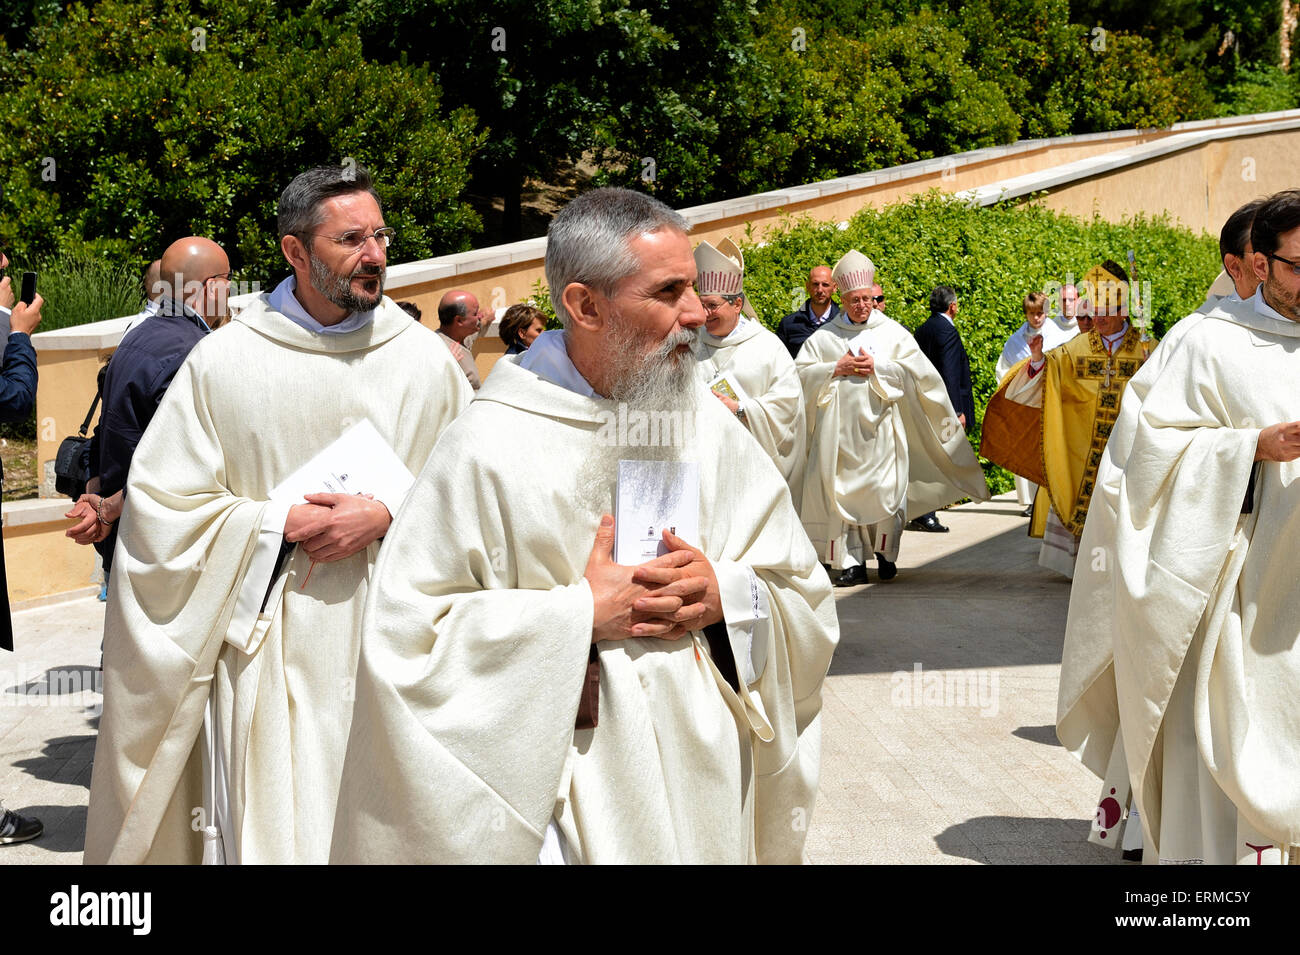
{"left": 332, "top": 334, "right": 839, "bottom": 864}
{"left": 693, "top": 317, "right": 806, "bottom": 489}
{"left": 85, "top": 292, "right": 471, "bottom": 864}
{"left": 796, "top": 312, "right": 989, "bottom": 561}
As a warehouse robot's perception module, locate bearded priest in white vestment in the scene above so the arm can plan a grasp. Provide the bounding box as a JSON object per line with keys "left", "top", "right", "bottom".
{"left": 332, "top": 188, "right": 838, "bottom": 865}
{"left": 1057, "top": 199, "right": 1263, "bottom": 858}
{"left": 797, "top": 249, "right": 990, "bottom": 586}
{"left": 85, "top": 166, "right": 472, "bottom": 864}
{"left": 1099, "top": 191, "right": 1300, "bottom": 864}
{"left": 691, "top": 238, "right": 806, "bottom": 491}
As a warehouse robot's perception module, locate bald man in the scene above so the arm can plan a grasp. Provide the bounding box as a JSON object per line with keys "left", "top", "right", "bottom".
{"left": 776, "top": 266, "right": 841, "bottom": 359}
{"left": 436, "top": 289, "right": 485, "bottom": 389}
{"left": 64, "top": 237, "right": 230, "bottom": 572}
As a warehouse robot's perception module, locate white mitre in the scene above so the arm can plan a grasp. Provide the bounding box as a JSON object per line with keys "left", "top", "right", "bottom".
{"left": 695, "top": 237, "right": 758, "bottom": 319}
{"left": 831, "top": 249, "right": 875, "bottom": 293}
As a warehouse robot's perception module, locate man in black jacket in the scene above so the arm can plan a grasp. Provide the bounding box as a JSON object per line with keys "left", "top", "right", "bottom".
{"left": 910, "top": 286, "right": 973, "bottom": 533}
{"left": 64, "top": 238, "right": 228, "bottom": 572}
{"left": 0, "top": 249, "right": 45, "bottom": 845}
{"left": 776, "top": 266, "right": 841, "bottom": 359}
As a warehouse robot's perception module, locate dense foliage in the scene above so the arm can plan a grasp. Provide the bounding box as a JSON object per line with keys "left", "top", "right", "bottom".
{"left": 0, "top": 0, "right": 1286, "bottom": 283}
{"left": 0, "top": 0, "right": 482, "bottom": 281}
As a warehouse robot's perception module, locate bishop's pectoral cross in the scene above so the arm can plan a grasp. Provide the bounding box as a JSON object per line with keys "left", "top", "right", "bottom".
{"left": 1103, "top": 356, "right": 1114, "bottom": 388}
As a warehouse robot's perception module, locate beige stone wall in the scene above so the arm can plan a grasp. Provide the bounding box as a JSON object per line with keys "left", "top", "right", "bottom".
{"left": 1036, "top": 128, "right": 1300, "bottom": 232}
{"left": 34, "top": 349, "right": 112, "bottom": 499}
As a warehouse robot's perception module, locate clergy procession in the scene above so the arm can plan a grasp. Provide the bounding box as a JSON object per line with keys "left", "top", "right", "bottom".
{"left": 6, "top": 155, "right": 1297, "bottom": 870}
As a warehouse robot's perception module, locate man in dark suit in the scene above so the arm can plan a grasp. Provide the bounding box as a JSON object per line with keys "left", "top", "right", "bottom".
{"left": 910, "top": 286, "right": 973, "bottom": 533}
{"left": 0, "top": 249, "right": 45, "bottom": 845}
{"left": 776, "top": 266, "right": 841, "bottom": 359}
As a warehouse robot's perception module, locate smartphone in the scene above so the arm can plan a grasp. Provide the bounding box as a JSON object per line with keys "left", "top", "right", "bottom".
{"left": 20, "top": 272, "right": 36, "bottom": 306}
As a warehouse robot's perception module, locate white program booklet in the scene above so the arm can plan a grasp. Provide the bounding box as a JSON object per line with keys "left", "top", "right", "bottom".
{"left": 614, "top": 460, "right": 701, "bottom": 564}
{"left": 846, "top": 325, "right": 877, "bottom": 357}
{"left": 269, "top": 418, "right": 415, "bottom": 508}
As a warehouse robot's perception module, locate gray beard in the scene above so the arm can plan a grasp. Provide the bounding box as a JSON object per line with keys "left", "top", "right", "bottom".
{"left": 309, "top": 252, "right": 385, "bottom": 313}
{"left": 604, "top": 318, "right": 700, "bottom": 410}
{"left": 574, "top": 317, "right": 703, "bottom": 518}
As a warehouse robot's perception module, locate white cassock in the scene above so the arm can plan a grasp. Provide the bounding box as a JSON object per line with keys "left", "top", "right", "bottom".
{"left": 995, "top": 320, "right": 1077, "bottom": 506}
{"left": 1057, "top": 281, "right": 1231, "bottom": 852}
{"left": 1102, "top": 291, "right": 1300, "bottom": 864}
{"left": 797, "top": 312, "right": 990, "bottom": 568}
{"left": 331, "top": 331, "right": 839, "bottom": 864}
{"left": 693, "top": 317, "right": 807, "bottom": 491}
{"left": 84, "top": 288, "right": 472, "bottom": 864}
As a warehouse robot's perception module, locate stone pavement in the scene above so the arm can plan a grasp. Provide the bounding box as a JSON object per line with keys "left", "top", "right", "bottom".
{"left": 0, "top": 493, "right": 1119, "bottom": 865}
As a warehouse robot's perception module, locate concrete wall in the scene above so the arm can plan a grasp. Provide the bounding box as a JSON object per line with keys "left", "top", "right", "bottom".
{"left": 19, "top": 109, "right": 1300, "bottom": 605}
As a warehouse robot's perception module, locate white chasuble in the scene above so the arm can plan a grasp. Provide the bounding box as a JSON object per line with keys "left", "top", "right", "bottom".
{"left": 693, "top": 319, "right": 807, "bottom": 491}
{"left": 1057, "top": 291, "right": 1225, "bottom": 819}
{"left": 85, "top": 296, "right": 472, "bottom": 864}
{"left": 331, "top": 358, "right": 839, "bottom": 864}
{"left": 796, "top": 313, "right": 989, "bottom": 561}
{"left": 1107, "top": 294, "right": 1300, "bottom": 862}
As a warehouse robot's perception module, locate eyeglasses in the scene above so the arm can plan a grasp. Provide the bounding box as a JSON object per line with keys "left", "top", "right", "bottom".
{"left": 202, "top": 271, "right": 231, "bottom": 284}
{"left": 303, "top": 227, "right": 395, "bottom": 252}
{"left": 872, "top": 295, "right": 885, "bottom": 303}
{"left": 701, "top": 299, "right": 737, "bottom": 313}
{"left": 1267, "top": 252, "right": 1300, "bottom": 276}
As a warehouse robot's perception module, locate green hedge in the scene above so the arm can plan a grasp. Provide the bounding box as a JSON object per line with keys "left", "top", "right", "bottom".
{"left": 7, "top": 252, "right": 143, "bottom": 333}
{"left": 740, "top": 192, "right": 1219, "bottom": 492}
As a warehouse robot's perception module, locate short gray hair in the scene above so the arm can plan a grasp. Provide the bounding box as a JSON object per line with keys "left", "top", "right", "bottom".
{"left": 278, "top": 164, "right": 382, "bottom": 244}
{"left": 545, "top": 188, "right": 688, "bottom": 325}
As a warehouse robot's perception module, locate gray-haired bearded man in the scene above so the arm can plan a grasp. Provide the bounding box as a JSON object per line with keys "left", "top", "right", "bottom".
{"left": 333, "top": 187, "right": 839, "bottom": 864}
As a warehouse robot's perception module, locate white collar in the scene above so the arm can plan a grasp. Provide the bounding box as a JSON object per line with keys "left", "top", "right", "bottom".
{"left": 715, "top": 316, "right": 751, "bottom": 342}
{"left": 144, "top": 298, "right": 161, "bottom": 316}
{"left": 1099, "top": 322, "right": 1130, "bottom": 346}
{"left": 516, "top": 329, "right": 598, "bottom": 398}
{"left": 1254, "top": 287, "right": 1297, "bottom": 325}
{"left": 268, "top": 276, "right": 374, "bottom": 336}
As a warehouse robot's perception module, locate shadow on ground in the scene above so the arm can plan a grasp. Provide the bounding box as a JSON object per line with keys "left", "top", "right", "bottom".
{"left": 13, "top": 735, "right": 97, "bottom": 788}
{"left": 0, "top": 805, "right": 86, "bottom": 854}
{"left": 1012, "top": 724, "right": 1060, "bottom": 746}
{"left": 936, "top": 815, "right": 1121, "bottom": 865}
{"left": 829, "top": 525, "right": 1073, "bottom": 676}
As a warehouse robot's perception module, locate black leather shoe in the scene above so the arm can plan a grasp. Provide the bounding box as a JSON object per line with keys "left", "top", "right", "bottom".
{"left": 874, "top": 552, "right": 897, "bottom": 581}
{"left": 1020, "top": 505, "right": 1033, "bottom": 518}
{"left": 907, "top": 514, "right": 949, "bottom": 533}
{"left": 833, "top": 565, "right": 868, "bottom": 587}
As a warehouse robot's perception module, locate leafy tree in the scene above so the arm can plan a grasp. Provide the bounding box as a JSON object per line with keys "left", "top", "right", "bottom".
{"left": 868, "top": 10, "right": 1021, "bottom": 157}
{"left": 0, "top": 0, "right": 483, "bottom": 280}
{"left": 339, "top": 0, "right": 716, "bottom": 236}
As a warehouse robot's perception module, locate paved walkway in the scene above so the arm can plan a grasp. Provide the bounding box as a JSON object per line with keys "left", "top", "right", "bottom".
{"left": 1, "top": 493, "right": 1118, "bottom": 865}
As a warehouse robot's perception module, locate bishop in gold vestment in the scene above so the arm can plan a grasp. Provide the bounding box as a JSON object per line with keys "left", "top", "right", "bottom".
{"left": 982, "top": 262, "right": 1151, "bottom": 578}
